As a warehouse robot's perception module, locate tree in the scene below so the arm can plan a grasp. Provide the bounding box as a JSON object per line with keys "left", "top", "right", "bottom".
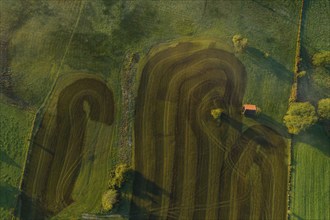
{"left": 312, "top": 51, "right": 330, "bottom": 67}
{"left": 211, "top": 108, "right": 224, "bottom": 119}
{"left": 109, "top": 163, "right": 131, "bottom": 189}
{"left": 312, "top": 67, "right": 330, "bottom": 89}
{"left": 102, "top": 189, "right": 118, "bottom": 212}
{"left": 317, "top": 98, "right": 330, "bottom": 120}
{"left": 297, "top": 71, "right": 306, "bottom": 78}
{"left": 283, "top": 102, "right": 318, "bottom": 134}
{"left": 232, "top": 34, "right": 248, "bottom": 53}
{"left": 256, "top": 107, "right": 262, "bottom": 115}
{"left": 102, "top": 163, "right": 132, "bottom": 213}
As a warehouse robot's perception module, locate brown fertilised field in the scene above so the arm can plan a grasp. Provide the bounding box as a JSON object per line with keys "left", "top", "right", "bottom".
{"left": 130, "top": 41, "right": 288, "bottom": 219}
{"left": 16, "top": 75, "right": 115, "bottom": 219}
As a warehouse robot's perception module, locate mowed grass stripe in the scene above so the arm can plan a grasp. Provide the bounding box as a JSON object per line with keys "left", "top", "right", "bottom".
{"left": 132, "top": 45, "right": 201, "bottom": 218}
{"left": 169, "top": 56, "right": 237, "bottom": 219}
{"left": 132, "top": 42, "right": 252, "bottom": 219}
{"left": 224, "top": 125, "right": 288, "bottom": 219}
{"left": 18, "top": 76, "right": 115, "bottom": 219}
{"left": 170, "top": 49, "right": 245, "bottom": 218}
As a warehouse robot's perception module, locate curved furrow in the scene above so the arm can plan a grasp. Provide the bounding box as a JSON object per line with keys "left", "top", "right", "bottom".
{"left": 131, "top": 42, "right": 247, "bottom": 219}
{"left": 223, "top": 125, "right": 288, "bottom": 220}
{"left": 18, "top": 77, "right": 115, "bottom": 219}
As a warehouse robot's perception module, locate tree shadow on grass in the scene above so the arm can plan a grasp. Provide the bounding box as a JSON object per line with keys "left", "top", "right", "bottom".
{"left": 0, "top": 149, "right": 21, "bottom": 168}
{"left": 291, "top": 212, "right": 305, "bottom": 220}
{"left": 0, "top": 183, "right": 20, "bottom": 210}
{"left": 297, "top": 45, "right": 316, "bottom": 103}
{"left": 246, "top": 47, "right": 293, "bottom": 82}
{"left": 254, "top": 113, "right": 289, "bottom": 138}
{"left": 243, "top": 113, "right": 329, "bottom": 156}
{"left": 14, "top": 191, "right": 50, "bottom": 220}
{"left": 222, "top": 113, "right": 289, "bottom": 138}
{"left": 297, "top": 123, "right": 330, "bottom": 157}
{"left": 16, "top": 171, "right": 153, "bottom": 220}
{"left": 221, "top": 114, "right": 244, "bottom": 132}
{"left": 83, "top": 170, "right": 169, "bottom": 220}
{"left": 129, "top": 171, "right": 170, "bottom": 220}
{"left": 297, "top": 45, "right": 330, "bottom": 103}
{"left": 300, "top": 0, "right": 310, "bottom": 42}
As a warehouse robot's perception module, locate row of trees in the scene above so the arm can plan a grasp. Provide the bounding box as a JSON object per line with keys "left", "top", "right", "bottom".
{"left": 283, "top": 98, "right": 330, "bottom": 134}
{"left": 102, "top": 164, "right": 132, "bottom": 212}
{"left": 284, "top": 48, "right": 329, "bottom": 134}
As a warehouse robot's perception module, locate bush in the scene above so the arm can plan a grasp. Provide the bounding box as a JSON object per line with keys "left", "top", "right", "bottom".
{"left": 109, "top": 164, "right": 131, "bottom": 189}
{"left": 232, "top": 34, "right": 248, "bottom": 53}
{"left": 101, "top": 164, "right": 132, "bottom": 213}
{"left": 283, "top": 102, "right": 318, "bottom": 134}
{"left": 312, "top": 67, "right": 330, "bottom": 89}
{"left": 317, "top": 98, "right": 330, "bottom": 120}
{"left": 102, "top": 189, "right": 118, "bottom": 212}
{"left": 312, "top": 51, "right": 330, "bottom": 67}
{"left": 256, "top": 107, "right": 262, "bottom": 115}
{"left": 210, "top": 108, "right": 224, "bottom": 119}
{"left": 297, "top": 71, "right": 306, "bottom": 78}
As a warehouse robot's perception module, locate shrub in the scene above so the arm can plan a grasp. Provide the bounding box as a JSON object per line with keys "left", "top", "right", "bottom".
{"left": 317, "top": 98, "right": 330, "bottom": 120}
{"left": 312, "top": 67, "right": 330, "bottom": 89}
{"left": 210, "top": 108, "right": 224, "bottom": 119}
{"left": 312, "top": 51, "right": 330, "bottom": 67}
{"left": 101, "top": 164, "right": 132, "bottom": 213}
{"left": 256, "top": 107, "right": 262, "bottom": 115}
{"left": 283, "top": 102, "right": 318, "bottom": 134}
{"left": 232, "top": 34, "right": 248, "bottom": 53}
{"left": 102, "top": 189, "right": 118, "bottom": 212}
{"left": 297, "top": 71, "right": 306, "bottom": 78}
{"left": 109, "top": 163, "right": 131, "bottom": 189}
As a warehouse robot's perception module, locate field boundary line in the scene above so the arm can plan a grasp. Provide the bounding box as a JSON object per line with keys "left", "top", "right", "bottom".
{"left": 12, "top": 2, "right": 86, "bottom": 218}
{"left": 289, "top": 0, "right": 304, "bottom": 103}
{"left": 287, "top": 0, "right": 305, "bottom": 219}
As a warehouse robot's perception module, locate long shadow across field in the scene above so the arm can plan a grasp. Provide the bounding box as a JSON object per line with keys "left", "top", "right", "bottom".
{"left": 129, "top": 171, "right": 170, "bottom": 219}
{"left": 222, "top": 113, "right": 289, "bottom": 138}
{"left": 296, "top": 124, "right": 330, "bottom": 157}
{"left": 0, "top": 183, "right": 20, "bottom": 210}
{"left": 246, "top": 47, "right": 293, "bottom": 82}
{"left": 14, "top": 192, "right": 49, "bottom": 219}
{"left": 0, "top": 150, "right": 20, "bottom": 168}
{"left": 252, "top": 113, "right": 289, "bottom": 137}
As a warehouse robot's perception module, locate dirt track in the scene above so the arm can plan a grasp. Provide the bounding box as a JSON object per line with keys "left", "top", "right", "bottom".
{"left": 17, "top": 77, "right": 114, "bottom": 219}
{"left": 131, "top": 42, "right": 288, "bottom": 219}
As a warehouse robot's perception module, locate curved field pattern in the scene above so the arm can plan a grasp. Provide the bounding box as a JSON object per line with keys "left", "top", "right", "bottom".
{"left": 224, "top": 125, "right": 287, "bottom": 220}
{"left": 131, "top": 42, "right": 288, "bottom": 219}
{"left": 17, "top": 75, "right": 115, "bottom": 219}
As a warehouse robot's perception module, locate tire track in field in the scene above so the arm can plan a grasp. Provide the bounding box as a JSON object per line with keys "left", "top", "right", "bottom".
{"left": 222, "top": 125, "right": 288, "bottom": 220}
{"left": 17, "top": 77, "right": 114, "bottom": 219}
{"left": 131, "top": 42, "right": 246, "bottom": 219}
{"left": 131, "top": 41, "right": 288, "bottom": 220}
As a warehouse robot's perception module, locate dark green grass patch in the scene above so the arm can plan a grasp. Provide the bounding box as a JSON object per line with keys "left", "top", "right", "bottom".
{"left": 298, "top": 0, "right": 330, "bottom": 102}
{"left": 0, "top": 100, "right": 34, "bottom": 219}
{"left": 18, "top": 77, "right": 115, "bottom": 219}
{"left": 291, "top": 125, "right": 330, "bottom": 220}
